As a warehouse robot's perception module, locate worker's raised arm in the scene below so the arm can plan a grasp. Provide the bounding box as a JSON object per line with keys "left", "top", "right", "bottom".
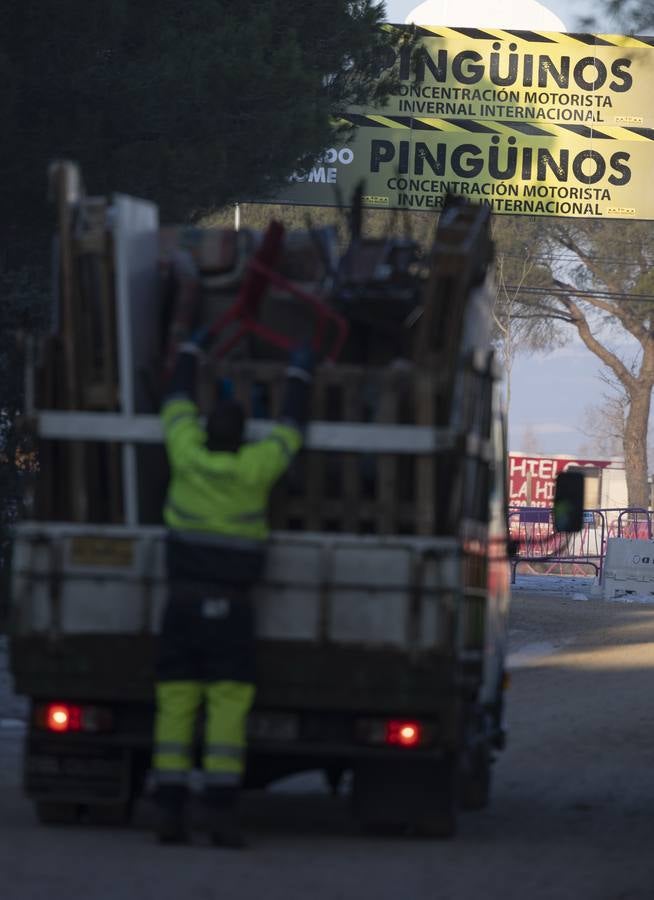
{"left": 239, "top": 344, "right": 314, "bottom": 489}
{"left": 161, "top": 328, "right": 211, "bottom": 468}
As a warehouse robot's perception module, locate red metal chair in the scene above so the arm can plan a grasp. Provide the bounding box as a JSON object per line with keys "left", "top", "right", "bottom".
{"left": 207, "top": 221, "right": 349, "bottom": 363}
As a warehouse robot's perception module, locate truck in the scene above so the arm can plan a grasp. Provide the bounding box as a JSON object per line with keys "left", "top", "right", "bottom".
{"left": 7, "top": 163, "right": 511, "bottom": 837}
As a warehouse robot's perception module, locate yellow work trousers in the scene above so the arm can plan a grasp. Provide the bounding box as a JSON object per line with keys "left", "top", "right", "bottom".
{"left": 153, "top": 680, "right": 255, "bottom": 787}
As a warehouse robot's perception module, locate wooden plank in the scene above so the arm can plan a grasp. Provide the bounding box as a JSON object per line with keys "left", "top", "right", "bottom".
{"left": 98, "top": 249, "right": 118, "bottom": 411}
{"left": 376, "top": 371, "right": 398, "bottom": 535}
{"left": 415, "top": 372, "right": 436, "bottom": 536}
{"left": 303, "top": 374, "right": 326, "bottom": 531}
{"left": 53, "top": 166, "right": 88, "bottom": 522}
{"left": 341, "top": 371, "right": 362, "bottom": 533}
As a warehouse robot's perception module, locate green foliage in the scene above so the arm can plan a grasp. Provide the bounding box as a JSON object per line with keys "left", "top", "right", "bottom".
{"left": 0, "top": 266, "right": 49, "bottom": 449}
{"left": 0, "top": 267, "right": 49, "bottom": 602}
{"left": 492, "top": 216, "right": 654, "bottom": 343}
{"left": 1, "top": 0, "right": 402, "bottom": 233}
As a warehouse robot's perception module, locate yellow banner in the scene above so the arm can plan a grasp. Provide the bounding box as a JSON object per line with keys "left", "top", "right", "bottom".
{"left": 280, "top": 120, "right": 654, "bottom": 219}
{"left": 372, "top": 26, "right": 654, "bottom": 129}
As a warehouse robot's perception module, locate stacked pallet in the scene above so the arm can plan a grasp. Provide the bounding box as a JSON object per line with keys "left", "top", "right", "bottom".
{"left": 201, "top": 360, "right": 439, "bottom": 536}
{"left": 33, "top": 166, "right": 493, "bottom": 537}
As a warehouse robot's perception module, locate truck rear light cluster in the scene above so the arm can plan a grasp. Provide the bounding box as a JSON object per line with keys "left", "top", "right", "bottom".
{"left": 35, "top": 703, "right": 114, "bottom": 734}
{"left": 355, "top": 718, "right": 434, "bottom": 748}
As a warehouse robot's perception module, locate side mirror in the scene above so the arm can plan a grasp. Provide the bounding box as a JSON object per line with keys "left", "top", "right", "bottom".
{"left": 553, "top": 472, "right": 584, "bottom": 533}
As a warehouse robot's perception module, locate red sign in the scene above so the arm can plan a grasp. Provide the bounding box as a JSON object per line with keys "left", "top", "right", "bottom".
{"left": 509, "top": 454, "right": 612, "bottom": 507}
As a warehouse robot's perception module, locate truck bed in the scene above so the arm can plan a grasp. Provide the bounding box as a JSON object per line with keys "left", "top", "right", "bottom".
{"left": 10, "top": 523, "right": 482, "bottom": 716}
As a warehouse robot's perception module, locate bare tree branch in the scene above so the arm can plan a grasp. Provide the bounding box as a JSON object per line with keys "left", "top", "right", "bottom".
{"left": 493, "top": 213, "right": 654, "bottom": 506}
{"left": 560, "top": 293, "right": 637, "bottom": 393}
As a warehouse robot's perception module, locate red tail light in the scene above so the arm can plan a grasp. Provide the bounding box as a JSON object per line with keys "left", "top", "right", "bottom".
{"left": 36, "top": 703, "right": 113, "bottom": 733}
{"left": 385, "top": 720, "right": 422, "bottom": 747}
{"left": 356, "top": 717, "right": 434, "bottom": 747}
{"left": 45, "top": 704, "right": 82, "bottom": 733}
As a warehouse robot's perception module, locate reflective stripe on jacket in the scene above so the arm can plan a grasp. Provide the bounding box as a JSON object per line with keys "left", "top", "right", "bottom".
{"left": 161, "top": 398, "right": 302, "bottom": 540}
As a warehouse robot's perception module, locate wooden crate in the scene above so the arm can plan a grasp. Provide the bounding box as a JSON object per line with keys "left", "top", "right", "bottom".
{"left": 200, "top": 361, "right": 439, "bottom": 536}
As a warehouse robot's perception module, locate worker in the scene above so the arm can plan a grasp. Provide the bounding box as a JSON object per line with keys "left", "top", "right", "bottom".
{"left": 153, "top": 329, "right": 313, "bottom": 847}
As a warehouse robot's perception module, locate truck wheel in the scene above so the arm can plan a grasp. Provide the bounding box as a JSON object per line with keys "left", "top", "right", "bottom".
{"left": 86, "top": 802, "right": 133, "bottom": 826}
{"left": 414, "top": 756, "right": 457, "bottom": 839}
{"left": 35, "top": 801, "right": 79, "bottom": 825}
{"left": 460, "top": 741, "right": 492, "bottom": 811}
{"left": 323, "top": 766, "right": 346, "bottom": 796}
{"left": 413, "top": 808, "right": 456, "bottom": 839}
{"left": 353, "top": 756, "right": 457, "bottom": 839}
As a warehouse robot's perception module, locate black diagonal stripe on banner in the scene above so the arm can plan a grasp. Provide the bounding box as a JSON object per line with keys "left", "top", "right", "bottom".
{"left": 559, "top": 124, "right": 614, "bottom": 139}
{"left": 451, "top": 27, "right": 498, "bottom": 41}
{"left": 504, "top": 30, "right": 556, "bottom": 43}
{"left": 496, "top": 121, "right": 555, "bottom": 136}
{"left": 634, "top": 36, "right": 654, "bottom": 46}
{"left": 404, "top": 119, "right": 444, "bottom": 130}
{"left": 566, "top": 32, "right": 617, "bottom": 46}
{"left": 415, "top": 26, "right": 444, "bottom": 38}
{"left": 385, "top": 116, "right": 418, "bottom": 128}
{"left": 343, "top": 113, "right": 386, "bottom": 128}
{"left": 626, "top": 127, "right": 654, "bottom": 141}
{"left": 445, "top": 119, "right": 500, "bottom": 133}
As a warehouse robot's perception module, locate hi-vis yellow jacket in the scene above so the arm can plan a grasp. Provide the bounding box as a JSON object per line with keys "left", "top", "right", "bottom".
{"left": 161, "top": 397, "right": 302, "bottom": 541}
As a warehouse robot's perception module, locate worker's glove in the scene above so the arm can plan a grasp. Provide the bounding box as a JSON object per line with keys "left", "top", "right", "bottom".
{"left": 179, "top": 326, "right": 212, "bottom": 355}
{"left": 287, "top": 343, "right": 315, "bottom": 382}
{"left": 190, "top": 326, "right": 213, "bottom": 350}
{"left": 216, "top": 377, "right": 235, "bottom": 401}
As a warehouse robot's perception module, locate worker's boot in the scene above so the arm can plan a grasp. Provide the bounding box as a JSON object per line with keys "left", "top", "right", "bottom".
{"left": 155, "top": 783, "right": 189, "bottom": 845}
{"left": 205, "top": 786, "right": 247, "bottom": 849}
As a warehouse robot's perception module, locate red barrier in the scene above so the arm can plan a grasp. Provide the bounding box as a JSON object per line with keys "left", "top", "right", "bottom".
{"left": 508, "top": 507, "right": 654, "bottom": 583}
{"left": 508, "top": 507, "right": 606, "bottom": 583}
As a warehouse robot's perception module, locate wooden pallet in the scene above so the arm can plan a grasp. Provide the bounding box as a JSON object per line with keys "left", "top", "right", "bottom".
{"left": 35, "top": 172, "right": 123, "bottom": 523}
{"left": 199, "top": 361, "right": 439, "bottom": 536}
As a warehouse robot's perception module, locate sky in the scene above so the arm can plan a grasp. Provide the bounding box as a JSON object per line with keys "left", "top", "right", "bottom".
{"left": 384, "top": 0, "right": 606, "bottom": 32}
{"left": 383, "top": 0, "right": 629, "bottom": 458}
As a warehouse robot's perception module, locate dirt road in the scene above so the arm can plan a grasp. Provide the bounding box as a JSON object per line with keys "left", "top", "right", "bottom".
{"left": 1, "top": 590, "right": 654, "bottom": 900}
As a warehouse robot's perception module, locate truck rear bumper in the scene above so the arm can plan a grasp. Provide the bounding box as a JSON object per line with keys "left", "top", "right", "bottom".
{"left": 25, "top": 735, "right": 134, "bottom": 805}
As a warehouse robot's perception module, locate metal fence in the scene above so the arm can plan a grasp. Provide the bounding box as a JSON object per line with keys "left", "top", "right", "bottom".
{"left": 507, "top": 507, "right": 654, "bottom": 583}
{"left": 613, "top": 508, "right": 652, "bottom": 540}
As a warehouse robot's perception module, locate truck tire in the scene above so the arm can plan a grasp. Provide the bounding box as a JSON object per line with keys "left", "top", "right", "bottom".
{"left": 35, "top": 801, "right": 79, "bottom": 825}
{"left": 86, "top": 802, "right": 133, "bottom": 826}
{"left": 414, "top": 756, "right": 457, "bottom": 839}
{"left": 460, "top": 741, "right": 491, "bottom": 811}
{"left": 353, "top": 756, "right": 457, "bottom": 839}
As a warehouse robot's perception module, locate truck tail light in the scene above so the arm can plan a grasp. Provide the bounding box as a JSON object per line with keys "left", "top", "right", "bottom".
{"left": 385, "top": 720, "right": 422, "bottom": 747}
{"left": 46, "top": 704, "right": 81, "bottom": 733}
{"left": 36, "top": 703, "right": 114, "bottom": 734}
{"left": 355, "top": 717, "right": 434, "bottom": 748}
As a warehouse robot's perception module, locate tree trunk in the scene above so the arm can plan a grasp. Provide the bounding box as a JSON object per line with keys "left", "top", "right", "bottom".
{"left": 623, "top": 383, "right": 652, "bottom": 509}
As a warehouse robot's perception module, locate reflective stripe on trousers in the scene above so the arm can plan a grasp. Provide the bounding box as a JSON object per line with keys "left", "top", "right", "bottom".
{"left": 203, "top": 681, "right": 255, "bottom": 779}
{"left": 153, "top": 681, "right": 203, "bottom": 777}
{"left": 154, "top": 680, "right": 255, "bottom": 785}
